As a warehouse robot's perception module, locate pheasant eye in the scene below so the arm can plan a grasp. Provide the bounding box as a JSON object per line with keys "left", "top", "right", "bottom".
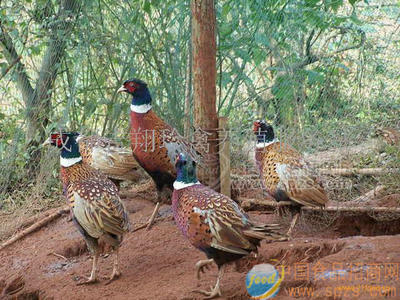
{"left": 56, "top": 138, "right": 63, "bottom": 147}
{"left": 126, "top": 82, "right": 136, "bottom": 93}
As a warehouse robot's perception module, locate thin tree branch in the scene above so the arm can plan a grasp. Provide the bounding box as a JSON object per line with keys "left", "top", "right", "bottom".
{"left": 0, "top": 55, "right": 21, "bottom": 81}
{"left": 0, "top": 20, "right": 34, "bottom": 103}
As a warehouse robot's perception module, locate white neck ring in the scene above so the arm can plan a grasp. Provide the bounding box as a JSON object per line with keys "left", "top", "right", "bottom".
{"left": 173, "top": 181, "right": 200, "bottom": 190}
{"left": 256, "top": 139, "right": 278, "bottom": 149}
{"left": 130, "top": 104, "right": 152, "bottom": 114}
{"left": 60, "top": 156, "right": 82, "bottom": 167}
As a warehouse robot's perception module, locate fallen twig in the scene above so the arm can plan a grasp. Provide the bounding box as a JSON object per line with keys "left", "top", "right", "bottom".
{"left": 132, "top": 215, "right": 173, "bottom": 233}
{"left": 132, "top": 223, "right": 148, "bottom": 232}
{"left": 0, "top": 207, "right": 69, "bottom": 251}
{"left": 121, "top": 215, "right": 173, "bottom": 248}
{"left": 48, "top": 252, "right": 68, "bottom": 261}
{"left": 238, "top": 197, "right": 293, "bottom": 210}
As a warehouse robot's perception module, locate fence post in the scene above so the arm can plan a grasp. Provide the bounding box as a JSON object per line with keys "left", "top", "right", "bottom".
{"left": 219, "top": 117, "right": 231, "bottom": 197}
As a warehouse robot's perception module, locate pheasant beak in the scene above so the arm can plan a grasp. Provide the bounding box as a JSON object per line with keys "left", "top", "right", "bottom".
{"left": 42, "top": 137, "right": 52, "bottom": 147}
{"left": 117, "top": 85, "right": 127, "bottom": 93}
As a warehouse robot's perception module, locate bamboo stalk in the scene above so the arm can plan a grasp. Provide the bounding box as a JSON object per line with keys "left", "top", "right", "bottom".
{"left": 318, "top": 168, "right": 399, "bottom": 176}
{"left": 231, "top": 167, "right": 400, "bottom": 179}
{"left": 219, "top": 117, "right": 231, "bottom": 197}
{"left": 302, "top": 206, "right": 400, "bottom": 213}
{"left": 238, "top": 196, "right": 400, "bottom": 213}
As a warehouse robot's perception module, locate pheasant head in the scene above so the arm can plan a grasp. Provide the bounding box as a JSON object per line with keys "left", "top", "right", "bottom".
{"left": 118, "top": 78, "right": 152, "bottom": 113}
{"left": 173, "top": 153, "right": 199, "bottom": 189}
{"left": 43, "top": 132, "right": 82, "bottom": 167}
{"left": 253, "top": 120, "right": 275, "bottom": 144}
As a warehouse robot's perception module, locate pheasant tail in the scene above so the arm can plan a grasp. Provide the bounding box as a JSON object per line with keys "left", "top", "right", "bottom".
{"left": 243, "top": 223, "right": 288, "bottom": 241}
{"left": 91, "top": 146, "right": 143, "bottom": 182}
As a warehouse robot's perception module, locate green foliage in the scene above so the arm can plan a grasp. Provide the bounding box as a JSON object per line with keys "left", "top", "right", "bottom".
{"left": 0, "top": 0, "right": 399, "bottom": 209}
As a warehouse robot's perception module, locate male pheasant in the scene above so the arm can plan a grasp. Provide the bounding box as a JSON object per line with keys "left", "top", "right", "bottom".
{"left": 76, "top": 134, "right": 147, "bottom": 189}
{"left": 253, "top": 120, "right": 328, "bottom": 234}
{"left": 43, "top": 132, "right": 130, "bottom": 284}
{"left": 172, "top": 153, "right": 287, "bottom": 299}
{"left": 118, "top": 79, "right": 201, "bottom": 228}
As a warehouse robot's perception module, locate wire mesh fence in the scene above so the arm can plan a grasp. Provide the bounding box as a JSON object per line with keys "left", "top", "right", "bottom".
{"left": 0, "top": 0, "right": 399, "bottom": 212}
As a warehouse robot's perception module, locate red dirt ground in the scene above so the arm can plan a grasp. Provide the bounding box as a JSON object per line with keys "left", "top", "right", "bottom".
{"left": 1, "top": 193, "right": 400, "bottom": 300}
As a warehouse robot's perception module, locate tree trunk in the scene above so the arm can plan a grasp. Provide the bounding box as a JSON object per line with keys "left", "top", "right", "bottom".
{"left": 183, "top": 14, "right": 193, "bottom": 138}
{"left": 191, "top": 0, "right": 219, "bottom": 190}
{"left": 27, "top": 0, "right": 81, "bottom": 145}
{"left": 0, "top": 0, "right": 81, "bottom": 166}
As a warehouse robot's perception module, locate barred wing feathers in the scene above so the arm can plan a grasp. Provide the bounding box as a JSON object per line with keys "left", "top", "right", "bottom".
{"left": 71, "top": 180, "right": 130, "bottom": 240}
{"left": 176, "top": 185, "right": 286, "bottom": 256}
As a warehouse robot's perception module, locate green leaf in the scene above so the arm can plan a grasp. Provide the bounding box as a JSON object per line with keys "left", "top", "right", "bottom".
{"left": 330, "top": 0, "right": 344, "bottom": 12}
{"left": 307, "top": 70, "right": 325, "bottom": 84}
{"left": 337, "top": 63, "right": 350, "bottom": 72}
{"left": 252, "top": 48, "right": 264, "bottom": 66}
{"left": 272, "top": 75, "right": 295, "bottom": 100}
{"left": 350, "top": 11, "right": 363, "bottom": 25}
{"left": 305, "top": 0, "right": 320, "bottom": 7}
{"left": 143, "top": 0, "right": 151, "bottom": 14}
{"left": 220, "top": 71, "right": 232, "bottom": 88}
{"left": 222, "top": 3, "right": 230, "bottom": 18}
{"left": 30, "top": 45, "right": 41, "bottom": 55}
{"left": 219, "top": 23, "right": 232, "bottom": 37}
{"left": 255, "top": 32, "right": 270, "bottom": 47}
{"left": 234, "top": 48, "right": 250, "bottom": 61}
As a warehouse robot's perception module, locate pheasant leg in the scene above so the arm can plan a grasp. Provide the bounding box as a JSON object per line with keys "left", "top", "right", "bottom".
{"left": 77, "top": 253, "right": 99, "bottom": 285}
{"left": 105, "top": 249, "right": 121, "bottom": 285}
{"left": 146, "top": 202, "right": 160, "bottom": 230}
{"left": 286, "top": 212, "right": 299, "bottom": 237}
{"left": 147, "top": 187, "right": 172, "bottom": 230}
{"left": 193, "top": 265, "right": 224, "bottom": 299}
{"left": 195, "top": 258, "right": 214, "bottom": 280}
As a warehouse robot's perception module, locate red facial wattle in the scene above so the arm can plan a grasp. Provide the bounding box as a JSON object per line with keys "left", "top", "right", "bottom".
{"left": 126, "top": 83, "right": 136, "bottom": 94}
{"left": 253, "top": 122, "right": 260, "bottom": 133}
{"left": 51, "top": 133, "right": 61, "bottom": 147}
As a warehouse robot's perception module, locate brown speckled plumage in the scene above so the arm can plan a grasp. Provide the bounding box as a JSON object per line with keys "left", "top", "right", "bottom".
{"left": 60, "top": 161, "right": 130, "bottom": 241}
{"left": 171, "top": 153, "right": 287, "bottom": 298}
{"left": 173, "top": 181, "right": 286, "bottom": 266}
{"left": 256, "top": 142, "right": 301, "bottom": 194}
{"left": 46, "top": 132, "right": 130, "bottom": 284}
{"left": 254, "top": 122, "right": 328, "bottom": 207}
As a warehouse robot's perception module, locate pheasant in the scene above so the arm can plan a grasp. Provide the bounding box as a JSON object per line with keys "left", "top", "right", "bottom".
{"left": 172, "top": 153, "right": 287, "bottom": 299}
{"left": 117, "top": 79, "right": 201, "bottom": 229}
{"left": 43, "top": 132, "right": 130, "bottom": 285}
{"left": 76, "top": 134, "right": 147, "bottom": 189}
{"left": 253, "top": 120, "right": 328, "bottom": 235}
